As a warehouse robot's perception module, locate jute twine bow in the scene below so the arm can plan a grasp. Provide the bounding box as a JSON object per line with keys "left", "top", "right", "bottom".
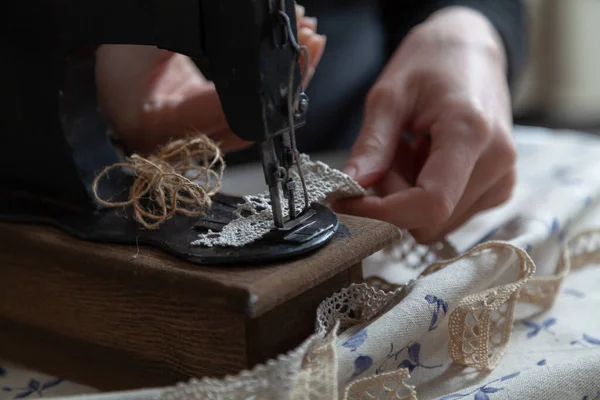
{"left": 92, "top": 135, "right": 225, "bottom": 230}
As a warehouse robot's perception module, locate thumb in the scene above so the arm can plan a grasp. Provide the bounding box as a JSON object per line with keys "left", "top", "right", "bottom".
{"left": 343, "top": 86, "right": 407, "bottom": 187}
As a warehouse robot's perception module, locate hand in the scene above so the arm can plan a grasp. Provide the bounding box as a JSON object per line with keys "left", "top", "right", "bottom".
{"left": 95, "top": 5, "right": 326, "bottom": 155}
{"left": 335, "top": 7, "right": 517, "bottom": 244}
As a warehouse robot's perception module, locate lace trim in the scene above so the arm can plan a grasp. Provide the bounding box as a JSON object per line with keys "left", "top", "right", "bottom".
{"left": 291, "top": 324, "right": 339, "bottom": 400}
{"left": 160, "top": 333, "right": 320, "bottom": 400}
{"left": 378, "top": 235, "right": 458, "bottom": 272}
{"left": 315, "top": 283, "right": 402, "bottom": 334}
{"left": 192, "top": 154, "right": 366, "bottom": 248}
{"left": 446, "top": 242, "right": 536, "bottom": 371}
{"left": 363, "top": 276, "right": 403, "bottom": 292}
{"left": 565, "top": 229, "right": 600, "bottom": 270}
{"left": 158, "top": 230, "right": 600, "bottom": 400}
{"left": 343, "top": 369, "right": 417, "bottom": 400}
{"left": 518, "top": 247, "right": 570, "bottom": 310}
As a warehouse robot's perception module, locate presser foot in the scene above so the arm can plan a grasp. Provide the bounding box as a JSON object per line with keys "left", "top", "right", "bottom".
{"left": 0, "top": 190, "right": 339, "bottom": 266}
{"left": 192, "top": 195, "right": 339, "bottom": 264}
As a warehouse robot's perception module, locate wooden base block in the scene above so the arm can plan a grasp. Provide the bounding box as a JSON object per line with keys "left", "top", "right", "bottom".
{"left": 0, "top": 215, "right": 399, "bottom": 391}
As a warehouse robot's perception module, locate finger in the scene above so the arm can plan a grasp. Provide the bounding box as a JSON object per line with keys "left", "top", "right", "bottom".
{"left": 333, "top": 138, "right": 412, "bottom": 215}
{"left": 411, "top": 108, "right": 493, "bottom": 223}
{"left": 411, "top": 168, "right": 516, "bottom": 243}
{"left": 372, "top": 135, "right": 414, "bottom": 195}
{"left": 298, "top": 27, "right": 326, "bottom": 63}
{"left": 343, "top": 83, "right": 409, "bottom": 187}
{"left": 299, "top": 17, "right": 317, "bottom": 31}
{"left": 410, "top": 133, "right": 516, "bottom": 240}
{"left": 334, "top": 187, "right": 443, "bottom": 228}
{"left": 299, "top": 16, "right": 318, "bottom": 31}
{"left": 337, "top": 109, "right": 493, "bottom": 228}
{"left": 301, "top": 33, "right": 326, "bottom": 88}
{"left": 295, "top": 4, "right": 306, "bottom": 21}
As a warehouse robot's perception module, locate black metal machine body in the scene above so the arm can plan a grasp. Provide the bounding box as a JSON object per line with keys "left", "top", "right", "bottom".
{"left": 0, "top": 0, "right": 338, "bottom": 265}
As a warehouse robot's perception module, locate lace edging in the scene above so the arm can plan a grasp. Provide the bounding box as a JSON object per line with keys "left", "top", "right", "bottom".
{"left": 159, "top": 229, "right": 600, "bottom": 400}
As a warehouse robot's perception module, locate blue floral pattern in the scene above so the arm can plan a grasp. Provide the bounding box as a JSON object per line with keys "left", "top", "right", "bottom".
{"left": 550, "top": 218, "right": 560, "bottom": 237}
{"left": 583, "top": 334, "right": 600, "bottom": 346}
{"left": 0, "top": 376, "right": 63, "bottom": 399}
{"left": 350, "top": 355, "right": 373, "bottom": 381}
{"left": 552, "top": 166, "right": 583, "bottom": 186}
{"left": 570, "top": 333, "right": 600, "bottom": 348}
{"left": 562, "top": 288, "right": 586, "bottom": 298}
{"left": 342, "top": 330, "right": 368, "bottom": 352}
{"left": 375, "top": 341, "right": 442, "bottom": 375}
{"left": 582, "top": 391, "right": 600, "bottom": 400}
{"left": 0, "top": 365, "right": 65, "bottom": 399}
{"left": 438, "top": 372, "right": 520, "bottom": 400}
{"left": 522, "top": 318, "right": 556, "bottom": 338}
{"left": 425, "top": 295, "right": 449, "bottom": 331}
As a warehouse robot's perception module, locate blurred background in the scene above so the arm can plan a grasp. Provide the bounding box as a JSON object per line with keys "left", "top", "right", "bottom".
{"left": 513, "top": 0, "right": 600, "bottom": 132}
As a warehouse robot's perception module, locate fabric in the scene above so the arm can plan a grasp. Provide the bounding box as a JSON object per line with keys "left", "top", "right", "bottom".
{"left": 381, "top": 0, "right": 527, "bottom": 86}
{"left": 3, "top": 125, "right": 600, "bottom": 400}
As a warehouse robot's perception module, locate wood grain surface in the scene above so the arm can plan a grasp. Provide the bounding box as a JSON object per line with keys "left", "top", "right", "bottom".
{"left": 0, "top": 215, "right": 399, "bottom": 317}
{"left": 0, "top": 214, "right": 399, "bottom": 389}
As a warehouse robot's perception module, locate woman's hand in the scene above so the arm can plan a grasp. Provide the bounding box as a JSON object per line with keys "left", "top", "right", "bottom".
{"left": 335, "top": 7, "right": 517, "bottom": 243}
{"left": 95, "top": 5, "right": 326, "bottom": 155}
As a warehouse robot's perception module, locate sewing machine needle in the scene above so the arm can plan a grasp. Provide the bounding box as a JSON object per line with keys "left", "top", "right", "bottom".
{"left": 259, "top": 138, "right": 285, "bottom": 228}
{"left": 270, "top": 184, "right": 285, "bottom": 227}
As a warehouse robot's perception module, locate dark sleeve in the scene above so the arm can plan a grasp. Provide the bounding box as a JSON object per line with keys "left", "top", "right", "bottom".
{"left": 381, "top": 0, "right": 527, "bottom": 88}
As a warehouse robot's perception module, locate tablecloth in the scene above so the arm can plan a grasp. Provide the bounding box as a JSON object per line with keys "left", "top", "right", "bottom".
{"left": 2, "top": 125, "right": 600, "bottom": 399}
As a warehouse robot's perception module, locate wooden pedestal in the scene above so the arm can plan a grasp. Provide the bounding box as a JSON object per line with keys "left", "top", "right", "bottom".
{"left": 0, "top": 215, "right": 399, "bottom": 391}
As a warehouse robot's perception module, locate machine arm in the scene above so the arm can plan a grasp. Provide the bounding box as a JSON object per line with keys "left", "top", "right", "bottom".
{"left": 18, "top": 0, "right": 311, "bottom": 227}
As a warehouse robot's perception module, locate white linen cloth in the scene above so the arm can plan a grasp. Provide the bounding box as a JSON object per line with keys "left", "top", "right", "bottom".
{"left": 2, "top": 125, "right": 600, "bottom": 400}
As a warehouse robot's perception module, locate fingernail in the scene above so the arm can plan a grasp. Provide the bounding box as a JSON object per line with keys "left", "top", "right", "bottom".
{"left": 298, "top": 27, "right": 313, "bottom": 41}
{"left": 304, "top": 16, "right": 318, "bottom": 30}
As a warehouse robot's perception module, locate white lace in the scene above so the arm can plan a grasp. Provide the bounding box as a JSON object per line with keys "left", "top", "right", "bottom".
{"left": 160, "top": 335, "right": 318, "bottom": 400}
{"left": 192, "top": 154, "right": 366, "bottom": 248}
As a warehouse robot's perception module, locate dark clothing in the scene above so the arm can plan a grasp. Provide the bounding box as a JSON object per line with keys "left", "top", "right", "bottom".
{"left": 226, "top": 0, "right": 526, "bottom": 165}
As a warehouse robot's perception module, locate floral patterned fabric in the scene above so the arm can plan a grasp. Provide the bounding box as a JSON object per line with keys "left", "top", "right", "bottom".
{"left": 2, "top": 125, "right": 600, "bottom": 399}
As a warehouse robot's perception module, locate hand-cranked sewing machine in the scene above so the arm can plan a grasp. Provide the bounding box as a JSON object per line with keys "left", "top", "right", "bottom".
{"left": 1, "top": 0, "right": 337, "bottom": 265}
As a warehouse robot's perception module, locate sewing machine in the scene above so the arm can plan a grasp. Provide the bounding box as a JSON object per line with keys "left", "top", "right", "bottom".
{"left": 1, "top": 0, "right": 337, "bottom": 265}
{"left": 0, "top": 1, "right": 401, "bottom": 387}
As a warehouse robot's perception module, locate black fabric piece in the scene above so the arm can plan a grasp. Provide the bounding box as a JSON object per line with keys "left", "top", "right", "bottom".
{"left": 226, "top": 0, "right": 526, "bottom": 166}
{"left": 380, "top": 0, "right": 527, "bottom": 88}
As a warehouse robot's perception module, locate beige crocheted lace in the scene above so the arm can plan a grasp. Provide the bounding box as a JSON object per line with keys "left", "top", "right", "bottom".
{"left": 159, "top": 227, "right": 600, "bottom": 400}
{"left": 422, "top": 242, "right": 536, "bottom": 371}
{"left": 192, "top": 154, "right": 367, "bottom": 248}
{"left": 344, "top": 369, "right": 417, "bottom": 400}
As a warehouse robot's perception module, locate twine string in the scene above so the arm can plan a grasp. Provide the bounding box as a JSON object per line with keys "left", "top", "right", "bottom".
{"left": 92, "top": 135, "right": 225, "bottom": 230}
